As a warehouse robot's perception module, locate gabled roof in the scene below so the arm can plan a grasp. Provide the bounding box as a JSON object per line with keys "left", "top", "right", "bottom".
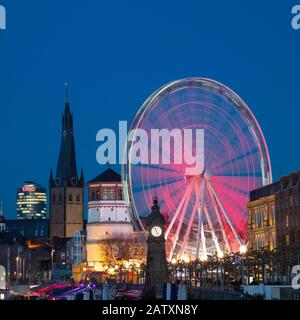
{"left": 88, "top": 168, "right": 121, "bottom": 184}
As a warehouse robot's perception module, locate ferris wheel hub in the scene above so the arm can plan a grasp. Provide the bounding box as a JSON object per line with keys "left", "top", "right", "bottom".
{"left": 184, "top": 168, "right": 212, "bottom": 184}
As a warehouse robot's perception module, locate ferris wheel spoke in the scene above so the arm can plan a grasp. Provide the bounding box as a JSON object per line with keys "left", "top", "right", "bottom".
{"left": 214, "top": 175, "right": 261, "bottom": 194}
{"left": 200, "top": 222, "right": 207, "bottom": 261}
{"left": 165, "top": 182, "right": 193, "bottom": 240}
{"left": 212, "top": 147, "right": 259, "bottom": 172}
{"left": 132, "top": 178, "right": 184, "bottom": 193}
{"left": 168, "top": 183, "right": 193, "bottom": 261}
{"left": 195, "top": 180, "right": 207, "bottom": 260}
{"left": 207, "top": 183, "right": 232, "bottom": 252}
{"left": 178, "top": 181, "right": 200, "bottom": 260}
{"left": 204, "top": 204, "right": 222, "bottom": 257}
{"left": 207, "top": 180, "right": 243, "bottom": 247}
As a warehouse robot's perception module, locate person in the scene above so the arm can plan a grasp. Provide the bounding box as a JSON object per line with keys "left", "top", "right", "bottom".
{"left": 102, "top": 279, "right": 114, "bottom": 300}
{"left": 177, "top": 281, "right": 187, "bottom": 300}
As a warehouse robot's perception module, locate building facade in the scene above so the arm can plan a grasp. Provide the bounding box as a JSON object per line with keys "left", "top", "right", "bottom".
{"left": 276, "top": 172, "right": 300, "bottom": 249}
{"left": 0, "top": 203, "right": 5, "bottom": 232}
{"left": 248, "top": 170, "right": 300, "bottom": 251}
{"left": 49, "top": 87, "right": 84, "bottom": 239}
{"left": 248, "top": 183, "right": 278, "bottom": 251}
{"left": 5, "top": 219, "right": 49, "bottom": 239}
{"left": 86, "top": 168, "right": 134, "bottom": 269}
{"left": 16, "top": 182, "right": 47, "bottom": 220}
{"left": 66, "top": 230, "right": 87, "bottom": 265}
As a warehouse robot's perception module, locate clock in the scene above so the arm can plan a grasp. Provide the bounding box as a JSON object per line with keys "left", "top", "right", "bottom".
{"left": 151, "top": 226, "right": 162, "bottom": 237}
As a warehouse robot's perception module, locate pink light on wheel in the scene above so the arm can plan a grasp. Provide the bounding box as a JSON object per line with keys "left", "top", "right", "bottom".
{"left": 122, "top": 78, "right": 272, "bottom": 260}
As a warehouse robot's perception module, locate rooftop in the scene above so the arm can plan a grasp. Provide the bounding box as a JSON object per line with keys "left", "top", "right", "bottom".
{"left": 88, "top": 168, "right": 121, "bottom": 184}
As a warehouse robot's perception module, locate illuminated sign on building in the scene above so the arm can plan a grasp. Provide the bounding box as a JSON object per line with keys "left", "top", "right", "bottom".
{"left": 22, "top": 186, "right": 36, "bottom": 193}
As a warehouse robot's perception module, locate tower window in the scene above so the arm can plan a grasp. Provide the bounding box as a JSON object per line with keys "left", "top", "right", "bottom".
{"left": 52, "top": 194, "right": 56, "bottom": 202}
{"left": 69, "top": 194, "right": 73, "bottom": 202}
{"left": 76, "top": 194, "right": 80, "bottom": 202}
{"left": 59, "top": 193, "right": 62, "bottom": 202}
{"left": 92, "top": 192, "right": 95, "bottom": 201}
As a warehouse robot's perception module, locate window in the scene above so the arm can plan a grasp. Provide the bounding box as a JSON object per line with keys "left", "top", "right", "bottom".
{"left": 256, "top": 210, "right": 263, "bottom": 228}
{"left": 69, "top": 194, "right": 73, "bottom": 202}
{"left": 76, "top": 194, "right": 80, "bottom": 202}
{"left": 103, "top": 188, "right": 115, "bottom": 200}
{"left": 296, "top": 194, "right": 299, "bottom": 207}
{"left": 59, "top": 193, "right": 62, "bottom": 202}
{"left": 271, "top": 207, "right": 275, "bottom": 226}
{"left": 92, "top": 192, "right": 95, "bottom": 201}
{"left": 52, "top": 194, "right": 56, "bottom": 202}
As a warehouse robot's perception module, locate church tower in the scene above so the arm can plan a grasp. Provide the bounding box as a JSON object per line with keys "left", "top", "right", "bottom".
{"left": 49, "top": 84, "right": 84, "bottom": 238}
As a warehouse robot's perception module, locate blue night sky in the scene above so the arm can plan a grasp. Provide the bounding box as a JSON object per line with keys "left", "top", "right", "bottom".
{"left": 0, "top": 1, "right": 299, "bottom": 218}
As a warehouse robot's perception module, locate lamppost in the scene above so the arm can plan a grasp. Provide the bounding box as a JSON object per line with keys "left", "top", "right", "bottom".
{"left": 240, "top": 245, "right": 247, "bottom": 285}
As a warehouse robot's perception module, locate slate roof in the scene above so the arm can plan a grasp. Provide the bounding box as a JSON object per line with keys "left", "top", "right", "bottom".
{"left": 88, "top": 168, "right": 121, "bottom": 184}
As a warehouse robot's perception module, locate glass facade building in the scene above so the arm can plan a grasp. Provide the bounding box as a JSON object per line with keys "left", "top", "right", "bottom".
{"left": 16, "top": 181, "right": 47, "bottom": 219}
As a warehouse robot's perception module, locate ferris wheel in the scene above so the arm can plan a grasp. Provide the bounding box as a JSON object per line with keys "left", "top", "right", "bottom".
{"left": 122, "top": 78, "right": 272, "bottom": 262}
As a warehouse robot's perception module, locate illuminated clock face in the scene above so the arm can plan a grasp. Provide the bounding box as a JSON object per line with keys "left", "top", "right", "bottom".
{"left": 151, "top": 226, "right": 162, "bottom": 237}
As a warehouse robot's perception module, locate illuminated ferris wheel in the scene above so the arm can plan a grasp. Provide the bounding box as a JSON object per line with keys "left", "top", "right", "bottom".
{"left": 122, "top": 78, "right": 272, "bottom": 261}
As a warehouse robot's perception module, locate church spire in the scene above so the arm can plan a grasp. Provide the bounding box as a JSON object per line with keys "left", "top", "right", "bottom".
{"left": 54, "top": 83, "right": 79, "bottom": 186}
{"left": 64, "top": 82, "right": 71, "bottom": 116}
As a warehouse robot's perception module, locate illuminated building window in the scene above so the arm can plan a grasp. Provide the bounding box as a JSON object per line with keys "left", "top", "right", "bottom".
{"left": 102, "top": 187, "right": 115, "bottom": 200}
{"left": 286, "top": 234, "right": 290, "bottom": 246}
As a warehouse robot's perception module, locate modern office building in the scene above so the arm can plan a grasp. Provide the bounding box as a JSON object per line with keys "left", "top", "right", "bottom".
{"left": 16, "top": 182, "right": 47, "bottom": 220}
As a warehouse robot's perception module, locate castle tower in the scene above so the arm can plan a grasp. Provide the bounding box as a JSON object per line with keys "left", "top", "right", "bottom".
{"left": 86, "top": 168, "right": 133, "bottom": 267}
{"left": 49, "top": 84, "right": 84, "bottom": 238}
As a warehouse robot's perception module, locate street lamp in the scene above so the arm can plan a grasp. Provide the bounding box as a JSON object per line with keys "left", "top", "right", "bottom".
{"left": 240, "top": 245, "right": 247, "bottom": 285}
